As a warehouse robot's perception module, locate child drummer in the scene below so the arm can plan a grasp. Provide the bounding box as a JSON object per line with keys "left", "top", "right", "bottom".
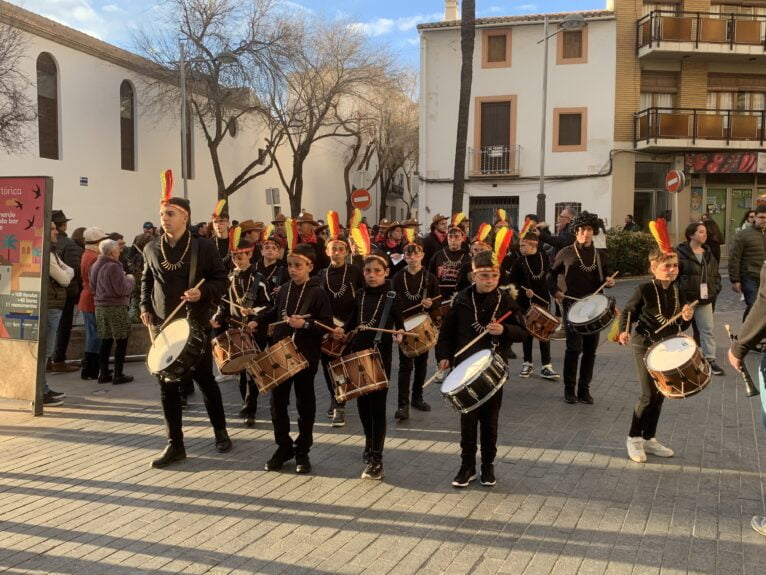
{"left": 211, "top": 232, "right": 271, "bottom": 426}
{"left": 391, "top": 239, "right": 439, "bottom": 421}
{"left": 508, "top": 229, "right": 559, "bottom": 380}
{"left": 254, "top": 243, "right": 333, "bottom": 474}
{"left": 617, "top": 218, "right": 694, "bottom": 464}
{"left": 435, "top": 250, "right": 526, "bottom": 488}
{"left": 333, "top": 249, "right": 405, "bottom": 481}
{"left": 254, "top": 232, "right": 287, "bottom": 294}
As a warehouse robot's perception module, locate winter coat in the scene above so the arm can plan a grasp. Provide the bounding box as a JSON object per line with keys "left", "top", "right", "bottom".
{"left": 676, "top": 242, "right": 721, "bottom": 304}
{"left": 728, "top": 225, "right": 766, "bottom": 283}
{"left": 91, "top": 256, "right": 135, "bottom": 307}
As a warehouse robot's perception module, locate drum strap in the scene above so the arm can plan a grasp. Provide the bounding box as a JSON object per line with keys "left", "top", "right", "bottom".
{"left": 188, "top": 237, "right": 199, "bottom": 289}
{"left": 595, "top": 249, "right": 603, "bottom": 283}
{"left": 373, "top": 291, "right": 397, "bottom": 348}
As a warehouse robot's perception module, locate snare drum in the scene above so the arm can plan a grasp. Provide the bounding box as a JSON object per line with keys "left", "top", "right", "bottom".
{"left": 329, "top": 349, "right": 388, "bottom": 403}
{"left": 320, "top": 317, "right": 348, "bottom": 358}
{"left": 524, "top": 304, "right": 560, "bottom": 342}
{"left": 399, "top": 314, "right": 439, "bottom": 358}
{"left": 146, "top": 319, "right": 207, "bottom": 382}
{"left": 247, "top": 337, "right": 308, "bottom": 394}
{"left": 644, "top": 335, "right": 711, "bottom": 399}
{"left": 212, "top": 328, "right": 260, "bottom": 374}
{"left": 440, "top": 349, "right": 508, "bottom": 413}
{"left": 567, "top": 294, "right": 616, "bottom": 335}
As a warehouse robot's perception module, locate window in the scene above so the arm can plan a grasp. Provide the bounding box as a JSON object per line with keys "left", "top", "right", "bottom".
{"left": 553, "top": 107, "right": 588, "bottom": 152}
{"left": 182, "top": 102, "right": 194, "bottom": 179}
{"left": 473, "top": 96, "right": 517, "bottom": 174}
{"left": 37, "top": 53, "right": 59, "bottom": 160}
{"left": 120, "top": 81, "right": 135, "bottom": 171}
{"left": 640, "top": 71, "right": 678, "bottom": 109}
{"left": 482, "top": 29, "right": 511, "bottom": 68}
{"left": 557, "top": 26, "right": 588, "bottom": 64}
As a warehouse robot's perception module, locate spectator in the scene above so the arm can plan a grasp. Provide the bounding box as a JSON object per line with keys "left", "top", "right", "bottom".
{"left": 132, "top": 221, "right": 158, "bottom": 253}
{"left": 677, "top": 222, "right": 724, "bottom": 376}
{"left": 729, "top": 205, "right": 766, "bottom": 320}
{"left": 740, "top": 210, "right": 756, "bottom": 231}
{"left": 537, "top": 206, "right": 575, "bottom": 258}
{"left": 700, "top": 213, "right": 724, "bottom": 264}
{"left": 71, "top": 227, "right": 86, "bottom": 249}
{"left": 622, "top": 214, "right": 640, "bottom": 232}
{"left": 422, "top": 213, "right": 448, "bottom": 267}
{"left": 90, "top": 239, "right": 135, "bottom": 384}
{"left": 77, "top": 227, "right": 108, "bottom": 380}
{"left": 49, "top": 210, "right": 84, "bottom": 372}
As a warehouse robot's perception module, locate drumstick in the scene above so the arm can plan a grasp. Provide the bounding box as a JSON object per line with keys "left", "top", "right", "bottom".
{"left": 146, "top": 323, "right": 155, "bottom": 344}
{"left": 160, "top": 278, "right": 206, "bottom": 330}
{"left": 520, "top": 286, "right": 550, "bottom": 305}
{"left": 593, "top": 271, "right": 620, "bottom": 296}
{"left": 563, "top": 295, "right": 584, "bottom": 301}
{"left": 358, "top": 326, "right": 418, "bottom": 337}
{"left": 652, "top": 300, "right": 698, "bottom": 334}
{"left": 402, "top": 294, "right": 443, "bottom": 314}
{"left": 221, "top": 297, "right": 248, "bottom": 313}
{"left": 269, "top": 314, "right": 311, "bottom": 327}
{"left": 315, "top": 320, "right": 339, "bottom": 333}
{"left": 624, "top": 311, "right": 631, "bottom": 334}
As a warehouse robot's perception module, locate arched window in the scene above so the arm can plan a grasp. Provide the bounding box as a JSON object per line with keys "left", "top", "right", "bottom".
{"left": 120, "top": 81, "right": 135, "bottom": 171}
{"left": 37, "top": 53, "right": 59, "bottom": 160}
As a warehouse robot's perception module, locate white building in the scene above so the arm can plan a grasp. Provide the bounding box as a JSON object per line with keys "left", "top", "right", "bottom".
{"left": 418, "top": 6, "right": 616, "bottom": 228}
{"left": 0, "top": 1, "right": 390, "bottom": 237}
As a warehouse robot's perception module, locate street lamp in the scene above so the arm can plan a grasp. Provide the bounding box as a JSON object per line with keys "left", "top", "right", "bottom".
{"left": 179, "top": 42, "right": 240, "bottom": 199}
{"left": 536, "top": 13, "right": 587, "bottom": 220}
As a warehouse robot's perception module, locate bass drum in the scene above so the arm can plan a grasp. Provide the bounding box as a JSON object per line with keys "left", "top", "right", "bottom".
{"left": 440, "top": 349, "right": 508, "bottom": 413}
{"left": 146, "top": 319, "right": 207, "bottom": 382}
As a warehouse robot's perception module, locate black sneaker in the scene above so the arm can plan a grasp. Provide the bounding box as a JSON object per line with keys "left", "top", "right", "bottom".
{"left": 564, "top": 387, "right": 577, "bottom": 404}
{"left": 361, "top": 461, "right": 383, "bottom": 480}
{"left": 362, "top": 447, "right": 371, "bottom": 463}
{"left": 265, "top": 447, "right": 294, "bottom": 471}
{"left": 411, "top": 397, "right": 431, "bottom": 412}
{"left": 394, "top": 405, "right": 409, "bottom": 421}
{"left": 151, "top": 443, "right": 186, "bottom": 468}
{"left": 709, "top": 360, "right": 725, "bottom": 376}
{"left": 244, "top": 417, "right": 255, "bottom": 427}
{"left": 48, "top": 389, "right": 66, "bottom": 399}
{"left": 43, "top": 391, "right": 63, "bottom": 407}
{"left": 295, "top": 454, "right": 312, "bottom": 474}
{"left": 578, "top": 391, "right": 594, "bottom": 405}
{"left": 327, "top": 406, "right": 334, "bottom": 418}
{"left": 331, "top": 408, "right": 345, "bottom": 427}
{"left": 480, "top": 464, "right": 497, "bottom": 486}
{"left": 451, "top": 465, "right": 476, "bottom": 488}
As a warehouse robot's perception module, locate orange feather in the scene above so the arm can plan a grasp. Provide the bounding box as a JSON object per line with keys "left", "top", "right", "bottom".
{"left": 285, "top": 219, "right": 298, "bottom": 251}
{"left": 474, "top": 223, "right": 492, "bottom": 243}
{"left": 161, "top": 170, "right": 173, "bottom": 203}
{"left": 349, "top": 208, "right": 362, "bottom": 230}
{"left": 519, "top": 218, "right": 534, "bottom": 239}
{"left": 494, "top": 227, "right": 513, "bottom": 263}
{"left": 327, "top": 210, "right": 340, "bottom": 240}
{"left": 649, "top": 217, "right": 673, "bottom": 254}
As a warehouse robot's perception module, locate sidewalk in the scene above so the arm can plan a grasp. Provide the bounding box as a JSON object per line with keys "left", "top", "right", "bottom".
{"left": 1, "top": 279, "right": 765, "bottom": 574}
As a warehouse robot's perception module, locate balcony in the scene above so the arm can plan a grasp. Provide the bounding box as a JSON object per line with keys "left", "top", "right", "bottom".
{"left": 637, "top": 11, "right": 766, "bottom": 60}
{"left": 634, "top": 107, "right": 766, "bottom": 150}
{"left": 467, "top": 145, "right": 521, "bottom": 178}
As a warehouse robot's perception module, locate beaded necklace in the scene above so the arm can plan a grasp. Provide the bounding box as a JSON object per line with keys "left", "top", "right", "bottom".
{"left": 573, "top": 242, "right": 598, "bottom": 273}
{"left": 359, "top": 291, "right": 385, "bottom": 328}
{"left": 159, "top": 233, "right": 191, "bottom": 271}
{"left": 403, "top": 268, "right": 424, "bottom": 301}
{"left": 325, "top": 263, "right": 348, "bottom": 299}
{"left": 231, "top": 269, "right": 254, "bottom": 306}
{"left": 441, "top": 248, "right": 466, "bottom": 264}
{"left": 652, "top": 280, "right": 679, "bottom": 327}
{"left": 471, "top": 289, "right": 501, "bottom": 334}
{"left": 524, "top": 252, "right": 545, "bottom": 280}
{"left": 281, "top": 280, "right": 307, "bottom": 319}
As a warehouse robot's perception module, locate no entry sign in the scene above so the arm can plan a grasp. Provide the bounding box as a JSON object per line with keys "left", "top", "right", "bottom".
{"left": 665, "top": 170, "right": 685, "bottom": 194}
{"left": 351, "top": 188, "right": 371, "bottom": 210}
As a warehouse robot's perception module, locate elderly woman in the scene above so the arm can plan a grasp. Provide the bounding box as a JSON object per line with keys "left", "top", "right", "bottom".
{"left": 90, "top": 239, "right": 135, "bottom": 384}
{"left": 77, "top": 227, "right": 107, "bottom": 380}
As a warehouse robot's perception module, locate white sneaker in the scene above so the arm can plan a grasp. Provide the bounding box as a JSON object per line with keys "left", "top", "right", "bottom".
{"left": 434, "top": 369, "right": 446, "bottom": 383}
{"left": 519, "top": 363, "right": 533, "bottom": 378}
{"left": 643, "top": 438, "right": 674, "bottom": 458}
{"left": 752, "top": 515, "right": 766, "bottom": 537}
{"left": 626, "top": 436, "right": 646, "bottom": 463}
{"left": 540, "top": 364, "right": 560, "bottom": 380}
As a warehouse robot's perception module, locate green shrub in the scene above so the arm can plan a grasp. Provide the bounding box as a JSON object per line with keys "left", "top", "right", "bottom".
{"left": 605, "top": 229, "right": 655, "bottom": 277}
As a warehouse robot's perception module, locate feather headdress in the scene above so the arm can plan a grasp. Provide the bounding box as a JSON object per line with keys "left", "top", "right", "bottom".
{"left": 285, "top": 218, "right": 299, "bottom": 252}
{"left": 494, "top": 226, "right": 513, "bottom": 264}
{"left": 212, "top": 199, "right": 227, "bottom": 219}
{"left": 404, "top": 227, "right": 415, "bottom": 244}
{"left": 348, "top": 208, "right": 362, "bottom": 230}
{"left": 495, "top": 208, "right": 508, "bottom": 224}
{"left": 228, "top": 226, "right": 244, "bottom": 253}
{"left": 326, "top": 210, "right": 341, "bottom": 240}
{"left": 451, "top": 212, "right": 466, "bottom": 228}
{"left": 473, "top": 222, "right": 492, "bottom": 245}
{"left": 648, "top": 217, "right": 673, "bottom": 255}
{"left": 350, "top": 223, "right": 371, "bottom": 257}
{"left": 160, "top": 170, "right": 173, "bottom": 204}
{"left": 262, "top": 224, "right": 275, "bottom": 243}
{"left": 519, "top": 217, "right": 535, "bottom": 239}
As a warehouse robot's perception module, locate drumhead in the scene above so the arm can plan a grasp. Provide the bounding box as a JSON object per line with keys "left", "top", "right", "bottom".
{"left": 646, "top": 336, "right": 697, "bottom": 371}
{"left": 531, "top": 304, "right": 557, "bottom": 321}
{"left": 442, "top": 349, "right": 492, "bottom": 392}
{"left": 147, "top": 320, "right": 190, "bottom": 372}
{"left": 568, "top": 294, "right": 609, "bottom": 324}
{"left": 404, "top": 314, "right": 428, "bottom": 331}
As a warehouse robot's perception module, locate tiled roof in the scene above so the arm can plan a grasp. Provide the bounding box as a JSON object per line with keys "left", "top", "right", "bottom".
{"left": 417, "top": 10, "right": 614, "bottom": 31}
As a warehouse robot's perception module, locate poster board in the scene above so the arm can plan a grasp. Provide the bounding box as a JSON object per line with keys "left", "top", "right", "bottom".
{"left": 0, "top": 177, "right": 52, "bottom": 415}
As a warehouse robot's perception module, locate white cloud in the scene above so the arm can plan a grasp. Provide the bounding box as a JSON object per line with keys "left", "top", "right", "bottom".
{"left": 351, "top": 12, "right": 443, "bottom": 37}
{"left": 102, "top": 4, "right": 123, "bottom": 13}
{"left": 517, "top": 3, "right": 537, "bottom": 11}
{"left": 11, "top": 0, "right": 107, "bottom": 39}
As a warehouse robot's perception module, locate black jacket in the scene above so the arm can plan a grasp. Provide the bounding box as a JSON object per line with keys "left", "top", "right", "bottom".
{"left": 676, "top": 242, "right": 721, "bottom": 304}
{"left": 212, "top": 265, "right": 272, "bottom": 347}
{"left": 508, "top": 252, "right": 550, "bottom": 310}
{"left": 547, "top": 242, "right": 610, "bottom": 299}
{"left": 392, "top": 266, "right": 440, "bottom": 320}
{"left": 422, "top": 230, "right": 446, "bottom": 267}
{"left": 731, "top": 262, "right": 766, "bottom": 359}
{"left": 319, "top": 262, "right": 365, "bottom": 322}
{"left": 344, "top": 281, "right": 405, "bottom": 353}
{"left": 619, "top": 280, "right": 692, "bottom": 345}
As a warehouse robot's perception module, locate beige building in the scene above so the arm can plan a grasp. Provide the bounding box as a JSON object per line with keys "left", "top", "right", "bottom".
{"left": 611, "top": 0, "right": 766, "bottom": 251}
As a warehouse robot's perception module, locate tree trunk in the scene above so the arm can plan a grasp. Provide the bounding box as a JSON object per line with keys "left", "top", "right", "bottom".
{"left": 452, "top": 0, "right": 475, "bottom": 214}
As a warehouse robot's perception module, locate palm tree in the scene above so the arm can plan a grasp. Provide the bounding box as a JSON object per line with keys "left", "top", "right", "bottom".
{"left": 452, "top": 0, "right": 475, "bottom": 213}
{"left": 0, "top": 234, "right": 18, "bottom": 262}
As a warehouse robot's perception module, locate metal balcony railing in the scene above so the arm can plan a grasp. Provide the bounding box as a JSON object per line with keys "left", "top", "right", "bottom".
{"left": 634, "top": 107, "right": 766, "bottom": 146}
{"left": 467, "top": 145, "right": 521, "bottom": 177}
{"left": 637, "top": 10, "right": 766, "bottom": 52}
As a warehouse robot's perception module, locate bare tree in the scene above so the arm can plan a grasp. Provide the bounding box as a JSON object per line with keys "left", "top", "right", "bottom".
{"left": 134, "top": 0, "right": 291, "bottom": 200}
{"left": 451, "top": 0, "right": 475, "bottom": 213}
{"left": 0, "top": 21, "right": 36, "bottom": 153}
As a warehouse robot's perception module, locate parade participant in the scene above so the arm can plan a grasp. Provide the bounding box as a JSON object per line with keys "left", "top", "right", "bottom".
{"left": 255, "top": 242, "right": 333, "bottom": 474}
{"left": 429, "top": 224, "right": 469, "bottom": 303}
{"left": 210, "top": 230, "right": 271, "bottom": 426}
{"left": 423, "top": 213, "right": 448, "bottom": 266}
{"left": 436, "top": 249, "right": 526, "bottom": 488}
{"left": 210, "top": 200, "right": 231, "bottom": 265}
{"left": 319, "top": 212, "right": 364, "bottom": 427}
{"left": 333, "top": 249, "right": 405, "bottom": 480}
{"left": 295, "top": 211, "right": 329, "bottom": 271}
{"left": 618, "top": 219, "right": 694, "bottom": 463}
{"left": 254, "top": 231, "right": 287, "bottom": 294}
{"left": 509, "top": 229, "right": 559, "bottom": 380}
{"left": 382, "top": 222, "right": 406, "bottom": 274}
{"left": 373, "top": 218, "right": 391, "bottom": 248}
{"left": 548, "top": 211, "right": 615, "bottom": 404}
{"left": 238, "top": 219, "right": 264, "bottom": 263}
{"left": 392, "top": 239, "right": 439, "bottom": 420}
{"left": 141, "top": 172, "right": 231, "bottom": 468}
{"left": 272, "top": 213, "right": 287, "bottom": 241}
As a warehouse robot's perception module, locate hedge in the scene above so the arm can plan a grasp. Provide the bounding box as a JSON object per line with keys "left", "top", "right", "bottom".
{"left": 605, "top": 229, "right": 656, "bottom": 277}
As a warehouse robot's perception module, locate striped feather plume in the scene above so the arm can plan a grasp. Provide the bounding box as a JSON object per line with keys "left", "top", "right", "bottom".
{"left": 519, "top": 217, "right": 534, "bottom": 239}
{"left": 229, "top": 226, "right": 242, "bottom": 253}
{"left": 648, "top": 217, "right": 673, "bottom": 255}
{"left": 327, "top": 210, "right": 341, "bottom": 240}
{"left": 474, "top": 222, "right": 492, "bottom": 244}
{"left": 607, "top": 309, "right": 622, "bottom": 343}
{"left": 451, "top": 212, "right": 466, "bottom": 228}
{"left": 351, "top": 223, "right": 370, "bottom": 257}
{"left": 404, "top": 227, "right": 415, "bottom": 243}
{"left": 494, "top": 226, "right": 513, "bottom": 263}
{"left": 348, "top": 208, "right": 362, "bottom": 230}
{"left": 495, "top": 208, "right": 507, "bottom": 224}
{"left": 263, "top": 224, "right": 274, "bottom": 242}
{"left": 160, "top": 169, "right": 173, "bottom": 203}
{"left": 285, "top": 218, "right": 299, "bottom": 252}
{"left": 213, "top": 199, "right": 227, "bottom": 218}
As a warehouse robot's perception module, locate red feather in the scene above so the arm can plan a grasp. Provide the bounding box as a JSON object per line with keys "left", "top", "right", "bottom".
{"left": 161, "top": 169, "right": 173, "bottom": 203}
{"left": 494, "top": 227, "right": 513, "bottom": 263}
{"left": 327, "top": 210, "right": 340, "bottom": 239}
{"left": 358, "top": 223, "right": 370, "bottom": 255}
{"left": 285, "top": 219, "right": 298, "bottom": 252}
{"left": 519, "top": 218, "right": 534, "bottom": 238}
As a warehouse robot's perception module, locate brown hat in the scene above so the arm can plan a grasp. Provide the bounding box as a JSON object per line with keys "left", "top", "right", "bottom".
{"left": 271, "top": 213, "right": 287, "bottom": 224}
{"left": 239, "top": 219, "right": 264, "bottom": 234}
{"left": 377, "top": 218, "right": 392, "bottom": 230}
{"left": 52, "top": 210, "right": 71, "bottom": 224}
{"left": 401, "top": 218, "right": 420, "bottom": 228}
{"left": 432, "top": 213, "right": 448, "bottom": 224}
{"left": 295, "top": 212, "right": 317, "bottom": 226}
{"left": 386, "top": 222, "right": 403, "bottom": 236}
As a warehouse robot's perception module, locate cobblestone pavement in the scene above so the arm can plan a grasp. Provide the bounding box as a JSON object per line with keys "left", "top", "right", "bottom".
{"left": 1, "top": 278, "right": 766, "bottom": 574}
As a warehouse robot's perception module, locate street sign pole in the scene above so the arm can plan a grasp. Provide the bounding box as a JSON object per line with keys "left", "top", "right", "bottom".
{"left": 665, "top": 169, "right": 686, "bottom": 245}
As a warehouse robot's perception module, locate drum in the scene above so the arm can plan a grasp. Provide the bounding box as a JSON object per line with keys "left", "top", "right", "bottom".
{"left": 146, "top": 319, "right": 207, "bottom": 382}
{"left": 644, "top": 335, "right": 711, "bottom": 399}
{"left": 567, "top": 294, "right": 616, "bottom": 335}
{"left": 399, "top": 314, "right": 439, "bottom": 358}
{"left": 329, "top": 349, "right": 388, "bottom": 403}
{"left": 524, "top": 304, "right": 560, "bottom": 342}
{"left": 247, "top": 337, "right": 309, "bottom": 394}
{"left": 440, "top": 349, "right": 508, "bottom": 413}
{"left": 320, "top": 317, "right": 348, "bottom": 358}
{"left": 434, "top": 297, "right": 453, "bottom": 327}
{"left": 211, "top": 329, "right": 260, "bottom": 374}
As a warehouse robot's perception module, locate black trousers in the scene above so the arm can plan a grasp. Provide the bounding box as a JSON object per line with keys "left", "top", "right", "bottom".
{"left": 238, "top": 370, "right": 258, "bottom": 417}
{"left": 522, "top": 332, "right": 551, "bottom": 365}
{"left": 159, "top": 340, "right": 227, "bottom": 445}
{"left": 53, "top": 294, "right": 78, "bottom": 362}
{"left": 320, "top": 352, "right": 345, "bottom": 409}
{"left": 563, "top": 325, "right": 599, "bottom": 392}
{"left": 270, "top": 365, "right": 317, "bottom": 455}
{"left": 460, "top": 387, "right": 503, "bottom": 466}
{"left": 357, "top": 341, "right": 393, "bottom": 462}
{"left": 628, "top": 337, "right": 664, "bottom": 439}
{"left": 397, "top": 347, "right": 428, "bottom": 406}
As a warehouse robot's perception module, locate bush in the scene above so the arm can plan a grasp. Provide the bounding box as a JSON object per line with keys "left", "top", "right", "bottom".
{"left": 605, "top": 229, "right": 655, "bottom": 277}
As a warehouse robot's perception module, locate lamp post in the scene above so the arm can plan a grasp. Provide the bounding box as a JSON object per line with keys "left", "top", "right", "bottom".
{"left": 536, "top": 13, "right": 587, "bottom": 221}
{"left": 178, "top": 41, "right": 239, "bottom": 199}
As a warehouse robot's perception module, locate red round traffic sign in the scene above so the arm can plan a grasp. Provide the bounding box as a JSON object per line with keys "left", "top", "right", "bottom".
{"left": 351, "top": 188, "right": 371, "bottom": 210}
{"left": 665, "top": 170, "right": 685, "bottom": 194}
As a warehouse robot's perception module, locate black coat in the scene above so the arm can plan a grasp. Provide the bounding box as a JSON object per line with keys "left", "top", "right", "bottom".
{"left": 676, "top": 242, "right": 721, "bottom": 304}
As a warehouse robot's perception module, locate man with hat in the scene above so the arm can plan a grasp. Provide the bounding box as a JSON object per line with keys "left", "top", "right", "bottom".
{"left": 296, "top": 212, "right": 330, "bottom": 271}
{"left": 133, "top": 221, "right": 158, "bottom": 253}
{"left": 382, "top": 222, "right": 406, "bottom": 274}
{"left": 78, "top": 227, "right": 108, "bottom": 380}
{"left": 141, "top": 194, "right": 232, "bottom": 468}
{"left": 238, "top": 219, "right": 264, "bottom": 263}
{"left": 49, "top": 209, "right": 83, "bottom": 372}
{"left": 272, "top": 213, "right": 287, "bottom": 240}
{"left": 423, "top": 213, "right": 449, "bottom": 267}
{"left": 374, "top": 218, "right": 392, "bottom": 247}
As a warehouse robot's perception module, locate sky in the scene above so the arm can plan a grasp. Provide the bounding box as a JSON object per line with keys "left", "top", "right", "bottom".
{"left": 9, "top": 0, "right": 606, "bottom": 68}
